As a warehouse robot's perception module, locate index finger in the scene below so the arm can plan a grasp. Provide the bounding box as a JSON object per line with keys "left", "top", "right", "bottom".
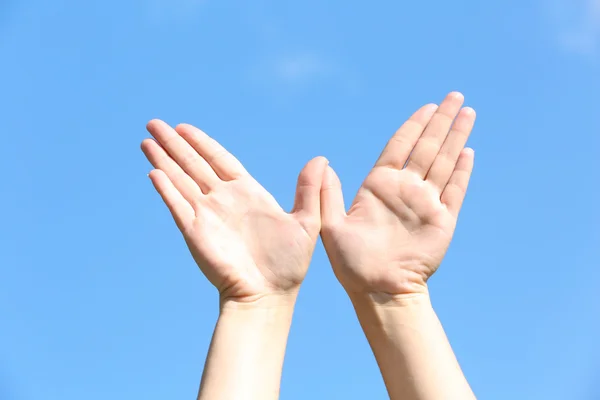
{"left": 374, "top": 103, "right": 438, "bottom": 170}
{"left": 175, "top": 124, "right": 248, "bottom": 181}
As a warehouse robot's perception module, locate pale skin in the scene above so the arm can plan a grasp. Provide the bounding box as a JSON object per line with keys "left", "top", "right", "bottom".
{"left": 142, "top": 91, "right": 477, "bottom": 399}
{"left": 321, "top": 91, "right": 477, "bottom": 399}
{"left": 141, "top": 121, "right": 328, "bottom": 400}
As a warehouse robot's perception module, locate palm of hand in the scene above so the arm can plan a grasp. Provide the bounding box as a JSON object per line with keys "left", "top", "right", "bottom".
{"left": 321, "top": 93, "right": 476, "bottom": 296}
{"left": 142, "top": 121, "right": 327, "bottom": 302}
{"left": 184, "top": 176, "right": 315, "bottom": 300}
{"left": 327, "top": 167, "right": 458, "bottom": 295}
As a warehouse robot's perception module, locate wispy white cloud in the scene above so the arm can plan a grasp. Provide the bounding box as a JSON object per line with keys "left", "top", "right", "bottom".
{"left": 239, "top": 2, "right": 360, "bottom": 94}
{"left": 550, "top": 0, "right": 600, "bottom": 56}
{"left": 248, "top": 52, "right": 360, "bottom": 95}
{"left": 272, "top": 53, "right": 332, "bottom": 83}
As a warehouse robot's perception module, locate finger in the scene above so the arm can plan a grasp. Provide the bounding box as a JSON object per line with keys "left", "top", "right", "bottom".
{"left": 320, "top": 165, "right": 346, "bottom": 228}
{"left": 148, "top": 169, "right": 195, "bottom": 232}
{"left": 426, "top": 107, "right": 476, "bottom": 191}
{"left": 441, "top": 148, "right": 475, "bottom": 217}
{"left": 405, "top": 92, "right": 465, "bottom": 178}
{"left": 291, "top": 156, "right": 329, "bottom": 233}
{"left": 147, "top": 119, "right": 220, "bottom": 193}
{"left": 375, "top": 103, "right": 438, "bottom": 169}
{"left": 175, "top": 123, "right": 248, "bottom": 181}
{"left": 141, "top": 138, "right": 203, "bottom": 207}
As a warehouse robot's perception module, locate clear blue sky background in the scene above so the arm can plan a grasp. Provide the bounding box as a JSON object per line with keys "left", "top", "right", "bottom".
{"left": 1, "top": 0, "right": 599, "bottom": 399}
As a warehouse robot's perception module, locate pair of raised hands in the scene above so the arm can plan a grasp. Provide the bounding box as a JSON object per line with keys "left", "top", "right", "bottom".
{"left": 142, "top": 92, "right": 477, "bottom": 400}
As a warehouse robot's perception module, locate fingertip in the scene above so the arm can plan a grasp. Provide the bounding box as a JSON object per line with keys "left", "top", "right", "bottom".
{"left": 147, "top": 168, "right": 162, "bottom": 180}
{"left": 460, "top": 107, "right": 477, "bottom": 122}
{"left": 175, "top": 123, "right": 211, "bottom": 142}
{"left": 300, "top": 156, "right": 330, "bottom": 184}
{"left": 323, "top": 165, "right": 341, "bottom": 187}
{"left": 323, "top": 165, "right": 331, "bottom": 182}
{"left": 174, "top": 123, "right": 192, "bottom": 133}
{"left": 317, "top": 157, "right": 330, "bottom": 178}
{"left": 311, "top": 155, "right": 329, "bottom": 167}
{"left": 423, "top": 103, "right": 439, "bottom": 117}
{"left": 448, "top": 91, "right": 465, "bottom": 102}
{"left": 146, "top": 119, "right": 164, "bottom": 131}
{"left": 462, "top": 106, "right": 476, "bottom": 115}
{"left": 463, "top": 147, "right": 475, "bottom": 157}
{"left": 141, "top": 136, "right": 157, "bottom": 146}
{"left": 148, "top": 169, "right": 174, "bottom": 193}
{"left": 147, "top": 169, "right": 157, "bottom": 185}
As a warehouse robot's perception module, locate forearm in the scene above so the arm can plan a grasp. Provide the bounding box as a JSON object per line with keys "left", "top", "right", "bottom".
{"left": 351, "top": 292, "right": 475, "bottom": 400}
{"left": 197, "top": 295, "right": 297, "bottom": 400}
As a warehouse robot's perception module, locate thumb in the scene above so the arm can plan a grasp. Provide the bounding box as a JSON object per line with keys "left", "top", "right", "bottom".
{"left": 320, "top": 165, "right": 346, "bottom": 228}
{"left": 292, "top": 156, "right": 329, "bottom": 230}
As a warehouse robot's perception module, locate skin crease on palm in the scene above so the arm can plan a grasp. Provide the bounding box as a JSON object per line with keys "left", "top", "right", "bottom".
{"left": 141, "top": 91, "right": 476, "bottom": 304}
{"left": 320, "top": 91, "right": 476, "bottom": 299}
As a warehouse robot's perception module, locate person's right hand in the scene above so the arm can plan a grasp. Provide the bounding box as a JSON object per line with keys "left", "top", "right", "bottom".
{"left": 320, "top": 92, "right": 476, "bottom": 299}
{"left": 142, "top": 121, "right": 328, "bottom": 305}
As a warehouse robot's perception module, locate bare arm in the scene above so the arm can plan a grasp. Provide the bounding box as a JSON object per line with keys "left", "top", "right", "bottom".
{"left": 198, "top": 296, "right": 296, "bottom": 400}
{"left": 141, "top": 121, "right": 328, "bottom": 399}
{"left": 351, "top": 293, "right": 475, "bottom": 399}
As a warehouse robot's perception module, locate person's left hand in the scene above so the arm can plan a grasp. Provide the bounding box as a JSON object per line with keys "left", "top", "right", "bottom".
{"left": 141, "top": 121, "right": 328, "bottom": 304}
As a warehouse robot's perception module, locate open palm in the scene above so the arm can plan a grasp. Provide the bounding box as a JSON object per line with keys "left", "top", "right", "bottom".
{"left": 320, "top": 93, "right": 476, "bottom": 296}
{"left": 142, "top": 121, "right": 327, "bottom": 302}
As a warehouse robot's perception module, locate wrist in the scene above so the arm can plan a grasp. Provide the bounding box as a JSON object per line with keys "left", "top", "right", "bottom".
{"left": 335, "top": 264, "right": 431, "bottom": 301}
{"left": 219, "top": 291, "right": 298, "bottom": 314}
{"left": 348, "top": 290, "right": 434, "bottom": 330}
{"left": 347, "top": 286, "right": 431, "bottom": 310}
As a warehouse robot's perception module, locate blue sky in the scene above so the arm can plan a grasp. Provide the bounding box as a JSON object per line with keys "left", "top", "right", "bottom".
{"left": 1, "top": 0, "right": 599, "bottom": 399}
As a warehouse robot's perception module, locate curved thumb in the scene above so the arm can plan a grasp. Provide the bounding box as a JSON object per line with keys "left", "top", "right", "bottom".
{"left": 320, "top": 165, "right": 346, "bottom": 227}
{"left": 292, "top": 156, "right": 329, "bottom": 226}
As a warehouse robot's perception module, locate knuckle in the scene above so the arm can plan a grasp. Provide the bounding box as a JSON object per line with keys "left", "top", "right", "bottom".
{"left": 208, "top": 148, "right": 229, "bottom": 164}
{"left": 180, "top": 151, "right": 198, "bottom": 167}
{"left": 402, "top": 119, "right": 425, "bottom": 133}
